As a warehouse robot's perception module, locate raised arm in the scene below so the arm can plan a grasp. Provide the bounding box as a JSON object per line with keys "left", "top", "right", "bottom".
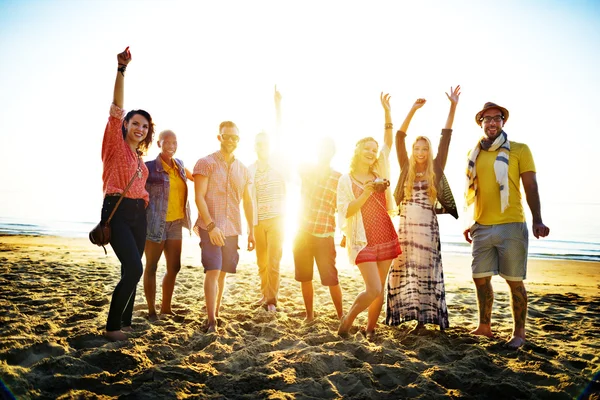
{"left": 396, "top": 98, "right": 426, "bottom": 168}
{"left": 380, "top": 92, "right": 393, "bottom": 149}
{"left": 113, "top": 47, "right": 131, "bottom": 109}
{"left": 436, "top": 85, "right": 461, "bottom": 170}
{"left": 274, "top": 85, "right": 282, "bottom": 138}
{"left": 399, "top": 98, "right": 425, "bottom": 133}
{"left": 444, "top": 85, "right": 461, "bottom": 130}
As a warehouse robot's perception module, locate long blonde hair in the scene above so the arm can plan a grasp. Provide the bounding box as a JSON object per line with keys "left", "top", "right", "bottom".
{"left": 350, "top": 137, "right": 379, "bottom": 175}
{"left": 404, "top": 136, "right": 437, "bottom": 204}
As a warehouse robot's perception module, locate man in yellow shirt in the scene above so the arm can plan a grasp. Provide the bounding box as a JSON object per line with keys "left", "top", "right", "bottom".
{"left": 463, "top": 102, "right": 550, "bottom": 349}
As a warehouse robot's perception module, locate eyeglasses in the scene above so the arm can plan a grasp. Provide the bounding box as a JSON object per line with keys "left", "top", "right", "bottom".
{"left": 220, "top": 133, "right": 240, "bottom": 143}
{"left": 481, "top": 115, "right": 504, "bottom": 123}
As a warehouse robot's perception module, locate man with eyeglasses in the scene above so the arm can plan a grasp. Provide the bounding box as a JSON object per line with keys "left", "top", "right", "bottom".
{"left": 193, "top": 121, "right": 255, "bottom": 333}
{"left": 463, "top": 102, "right": 550, "bottom": 349}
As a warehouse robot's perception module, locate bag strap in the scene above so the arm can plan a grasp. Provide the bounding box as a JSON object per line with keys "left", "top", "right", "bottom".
{"left": 105, "top": 154, "right": 142, "bottom": 225}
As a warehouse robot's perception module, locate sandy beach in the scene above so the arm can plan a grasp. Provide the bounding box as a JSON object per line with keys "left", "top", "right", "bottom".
{"left": 0, "top": 235, "right": 598, "bottom": 399}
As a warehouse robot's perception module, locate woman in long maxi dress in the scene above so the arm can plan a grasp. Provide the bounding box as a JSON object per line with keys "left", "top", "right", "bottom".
{"left": 386, "top": 86, "right": 460, "bottom": 332}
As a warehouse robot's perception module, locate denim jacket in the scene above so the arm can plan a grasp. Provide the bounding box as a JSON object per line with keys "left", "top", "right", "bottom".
{"left": 145, "top": 155, "right": 192, "bottom": 242}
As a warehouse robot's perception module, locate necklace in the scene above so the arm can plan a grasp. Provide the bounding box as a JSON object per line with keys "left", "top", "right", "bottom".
{"left": 351, "top": 173, "right": 372, "bottom": 185}
{"left": 415, "top": 171, "right": 425, "bottom": 177}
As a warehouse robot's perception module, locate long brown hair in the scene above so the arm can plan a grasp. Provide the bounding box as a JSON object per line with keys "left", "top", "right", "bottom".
{"left": 404, "top": 136, "right": 437, "bottom": 204}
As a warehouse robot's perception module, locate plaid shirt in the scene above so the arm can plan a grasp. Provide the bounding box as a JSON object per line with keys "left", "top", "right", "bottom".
{"left": 299, "top": 166, "right": 341, "bottom": 235}
{"left": 193, "top": 151, "right": 250, "bottom": 237}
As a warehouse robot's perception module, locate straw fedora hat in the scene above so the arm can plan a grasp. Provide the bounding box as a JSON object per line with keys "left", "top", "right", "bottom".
{"left": 475, "top": 102, "right": 509, "bottom": 126}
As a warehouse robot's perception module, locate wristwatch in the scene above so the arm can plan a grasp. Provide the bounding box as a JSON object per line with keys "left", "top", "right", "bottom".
{"left": 206, "top": 222, "right": 216, "bottom": 232}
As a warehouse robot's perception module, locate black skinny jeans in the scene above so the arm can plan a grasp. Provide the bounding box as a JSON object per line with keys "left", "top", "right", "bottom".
{"left": 101, "top": 196, "right": 146, "bottom": 331}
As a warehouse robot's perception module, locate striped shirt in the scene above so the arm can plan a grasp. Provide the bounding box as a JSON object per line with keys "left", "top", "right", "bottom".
{"left": 102, "top": 103, "right": 149, "bottom": 205}
{"left": 252, "top": 165, "right": 286, "bottom": 221}
{"left": 193, "top": 151, "right": 250, "bottom": 237}
{"left": 299, "top": 166, "right": 341, "bottom": 236}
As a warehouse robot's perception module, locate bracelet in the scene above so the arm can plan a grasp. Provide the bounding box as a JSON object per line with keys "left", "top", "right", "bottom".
{"left": 118, "top": 64, "right": 127, "bottom": 76}
{"left": 384, "top": 123, "right": 393, "bottom": 130}
{"left": 206, "top": 222, "right": 216, "bottom": 232}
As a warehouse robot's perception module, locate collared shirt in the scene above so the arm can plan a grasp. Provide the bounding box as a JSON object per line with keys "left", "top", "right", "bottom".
{"left": 160, "top": 157, "right": 186, "bottom": 222}
{"left": 101, "top": 103, "right": 149, "bottom": 205}
{"left": 193, "top": 151, "right": 250, "bottom": 237}
{"left": 299, "top": 166, "right": 341, "bottom": 236}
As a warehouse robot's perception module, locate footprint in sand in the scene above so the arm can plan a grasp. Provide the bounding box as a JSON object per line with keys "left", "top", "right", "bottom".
{"left": 68, "top": 333, "right": 108, "bottom": 350}
{"left": 4, "top": 341, "right": 66, "bottom": 367}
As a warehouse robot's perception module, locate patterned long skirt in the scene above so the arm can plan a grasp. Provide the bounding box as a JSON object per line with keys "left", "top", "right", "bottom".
{"left": 386, "top": 181, "right": 449, "bottom": 328}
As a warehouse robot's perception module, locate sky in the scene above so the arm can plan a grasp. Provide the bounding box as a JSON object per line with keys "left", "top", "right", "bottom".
{"left": 1, "top": 0, "right": 599, "bottom": 243}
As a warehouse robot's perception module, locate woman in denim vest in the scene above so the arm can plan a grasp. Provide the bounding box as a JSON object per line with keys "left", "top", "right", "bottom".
{"left": 144, "top": 130, "right": 192, "bottom": 321}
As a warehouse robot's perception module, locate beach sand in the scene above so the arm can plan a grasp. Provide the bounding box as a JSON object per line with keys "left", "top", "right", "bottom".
{"left": 0, "top": 235, "right": 598, "bottom": 399}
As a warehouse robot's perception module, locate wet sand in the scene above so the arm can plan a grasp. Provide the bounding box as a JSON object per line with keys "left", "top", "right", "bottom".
{"left": 0, "top": 235, "right": 598, "bottom": 399}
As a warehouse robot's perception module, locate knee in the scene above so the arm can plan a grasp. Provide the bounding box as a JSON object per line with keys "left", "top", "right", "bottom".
{"left": 506, "top": 279, "right": 524, "bottom": 288}
{"left": 169, "top": 263, "right": 181, "bottom": 275}
{"left": 126, "top": 263, "right": 143, "bottom": 283}
{"left": 145, "top": 263, "right": 158, "bottom": 275}
{"left": 365, "top": 282, "right": 383, "bottom": 300}
{"left": 473, "top": 277, "right": 491, "bottom": 287}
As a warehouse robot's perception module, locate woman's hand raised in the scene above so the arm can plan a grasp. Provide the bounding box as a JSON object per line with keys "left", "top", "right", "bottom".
{"left": 380, "top": 92, "right": 392, "bottom": 113}
{"left": 445, "top": 85, "right": 461, "bottom": 105}
{"left": 117, "top": 46, "right": 132, "bottom": 66}
{"left": 412, "top": 98, "right": 426, "bottom": 110}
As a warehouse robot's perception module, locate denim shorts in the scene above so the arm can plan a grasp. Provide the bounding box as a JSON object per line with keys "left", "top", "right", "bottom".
{"left": 199, "top": 228, "right": 240, "bottom": 274}
{"left": 161, "top": 219, "right": 184, "bottom": 241}
{"left": 470, "top": 222, "right": 529, "bottom": 281}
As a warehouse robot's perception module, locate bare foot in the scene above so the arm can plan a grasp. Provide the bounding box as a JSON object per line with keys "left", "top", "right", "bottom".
{"left": 104, "top": 330, "right": 128, "bottom": 342}
{"left": 304, "top": 312, "right": 315, "bottom": 322}
{"left": 409, "top": 322, "right": 427, "bottom": 335}
{"left": 121, "top": 326, "right": 133, "bottom": 333}
{"left": 338, "top": 314, "right": 351, "bottom": 338}
{"left": 160, "top": 310, "right": 178, "bottom": 317}
{"left": 365, "top": 330, "right": 375, "bottom": 342}
{"left": 266, "top": 304, "right": 276, "bottom": 312}
{"left": 207, "top": 322, "right": 217, "bottom": 334}
{"left": 506, "top": 336, "right": 525, "bottom": 349}
{"left": 470, "top": 325, "right": 494, "bottom": 338}
{"left": 147, "top": 313, "right": 159, "bottom": 322}
{"left": 254, "top": 296, "right": 266, "bottom": 305}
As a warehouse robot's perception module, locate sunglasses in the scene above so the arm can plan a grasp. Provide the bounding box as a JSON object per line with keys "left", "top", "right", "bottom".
{"left": 220, "top": 133, "right": 240, "bottom": 143}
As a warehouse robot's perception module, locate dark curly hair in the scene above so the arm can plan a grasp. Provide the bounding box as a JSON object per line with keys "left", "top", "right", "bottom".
{"left": 122, "top": 109, "right": 155, "bottom": 155}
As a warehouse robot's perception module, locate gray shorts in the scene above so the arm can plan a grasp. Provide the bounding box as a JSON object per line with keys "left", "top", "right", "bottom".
{"left": 162, "top": 219, "right": 184, "bottom": 241}
{"left": 470, "top": 222, "right": 528, "bottom": 281}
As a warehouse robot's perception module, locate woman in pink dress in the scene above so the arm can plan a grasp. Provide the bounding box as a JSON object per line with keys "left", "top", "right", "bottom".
{"left": 337, "top": 93, "right": 401, "bottom": 340}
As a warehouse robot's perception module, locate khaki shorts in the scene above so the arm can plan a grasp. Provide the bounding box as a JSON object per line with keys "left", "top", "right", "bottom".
{"left": 470, "top": 222, "right": 528, "bottom": 281}
{"left": 293, "top": 231, "right": 339, "bottom": 286}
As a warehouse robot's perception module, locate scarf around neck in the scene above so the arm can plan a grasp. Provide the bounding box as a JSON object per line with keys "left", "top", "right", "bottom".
{"left": 465, "top": 130, "right": 510, "bottom": 214}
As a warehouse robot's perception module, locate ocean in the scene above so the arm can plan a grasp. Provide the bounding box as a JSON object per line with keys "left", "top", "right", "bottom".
{"left": 1, "top": 201, "right": 599, "bottom": 262}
